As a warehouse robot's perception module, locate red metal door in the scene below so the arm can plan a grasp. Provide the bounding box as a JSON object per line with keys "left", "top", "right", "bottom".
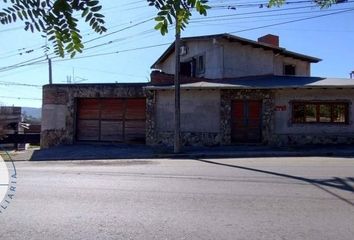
{"left": 231, "top": 100, "right": 262, "bottom": 143}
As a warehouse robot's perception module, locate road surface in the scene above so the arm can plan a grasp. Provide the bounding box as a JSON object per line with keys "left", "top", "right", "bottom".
{"left": 0, "top": 157, "right": 353, "bottom": 240}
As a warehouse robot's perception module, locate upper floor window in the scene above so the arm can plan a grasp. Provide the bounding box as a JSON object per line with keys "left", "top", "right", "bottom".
{"left": 180, "top": 61, "right": 193, "bottom": 77}
{"left": 284, "top": 64, "right": 296, "bottom": 75}
{"left": 196, "top": 55, "right": 205, "bottom": 74}
{"left": 292, "top": 101, "right": 349, "bottom": 124}
{"left": 179, "top": 54, "right": 205, "bottom": 77}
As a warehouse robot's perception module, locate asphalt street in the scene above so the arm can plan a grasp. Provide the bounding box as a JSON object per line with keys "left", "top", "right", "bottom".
{"left": 0, "top": 157, "right": 354, "bottom": 240}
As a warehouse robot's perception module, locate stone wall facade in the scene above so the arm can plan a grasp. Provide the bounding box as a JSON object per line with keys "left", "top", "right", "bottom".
{"left": 41, "top": 83, "right": 146, "bottom": 148}
{"left": 220, "top": 89, "right": 275, "bottom": 145}
{"left": 145, "top": 89, "right": 275, "bottom": 147}
{"left": 43, "top": 83, "right": 354, "bottom": 148}
{"left": 270, "top": 134, "right": 354, "bottom": 146}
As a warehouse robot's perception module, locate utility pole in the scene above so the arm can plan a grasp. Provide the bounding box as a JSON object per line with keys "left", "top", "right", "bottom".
{"left": 48, "top": 57, "right": 52, "bottom": 85}
{"left": 174, "top": 18, "right": 181, "bottom": 153}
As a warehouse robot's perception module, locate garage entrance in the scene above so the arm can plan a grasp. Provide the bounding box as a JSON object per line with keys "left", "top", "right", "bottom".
{"left": 76, "top": 98, "right": 146, "bottom": 143}
{"left": 231, "top": 100, "right": 262, "bottom": 143}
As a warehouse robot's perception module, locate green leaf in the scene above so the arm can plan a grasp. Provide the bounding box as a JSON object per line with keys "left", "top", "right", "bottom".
{"left": 91, "top": 6, "right": 102, "bottom": 12}
{"left": 81, "top": 7, "right": 89, "bottom": 17}
{"left": 154, "top": 21, "right": 163, "bottom": 30}
{"left": 70, "top": 51, "right": 76, "bottom": 58}
{"left": 87, "top": 0, "right": 99, "bottom": 7}
{"left": 154, "top": 16, "right": 164, "bottom": 21}
{"left": 85, "top": 12, "right": 93, "bottom": 22}
{"left": 93, "top": 13, "right": 104, "bottom": 18}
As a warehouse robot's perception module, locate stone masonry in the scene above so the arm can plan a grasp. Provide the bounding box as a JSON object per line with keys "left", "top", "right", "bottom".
{"left": 41, "top": 83, "right": 146, "bottom": 148}
{"left": 220, "top": 89, "right": 275, "bottom": 145}
{"left": 145, "top": 89, "right": 275, "bottom": 147}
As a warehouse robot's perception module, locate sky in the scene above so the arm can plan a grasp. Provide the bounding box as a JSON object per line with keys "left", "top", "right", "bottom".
{"left": 0, "top": 0, "right": 353, "bottom": 108}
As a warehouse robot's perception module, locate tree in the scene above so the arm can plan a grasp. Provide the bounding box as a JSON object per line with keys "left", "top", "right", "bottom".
{"left": 0, "top": 0, "right": 339, "bottom": 58}
{"left": 0, "top": 0, "right": 106, "bottom": 58}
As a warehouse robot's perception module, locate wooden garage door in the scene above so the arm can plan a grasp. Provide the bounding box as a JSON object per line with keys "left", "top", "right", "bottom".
{"left": 231, "top": 100, "right": 262, "bottom": 143}
{"left": 76, "top": 98, "right": 146, "bottom": 143}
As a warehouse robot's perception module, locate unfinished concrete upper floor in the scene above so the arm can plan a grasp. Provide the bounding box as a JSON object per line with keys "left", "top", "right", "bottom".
{"left": 151, "top": 34, "right": 321, "bottom": 79}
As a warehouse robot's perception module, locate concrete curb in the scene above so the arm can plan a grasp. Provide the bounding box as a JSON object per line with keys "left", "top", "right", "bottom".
{"left": 26, "top": 149, "right": 354, "bottom": 161}
{"left": 155, "top": 150, "right": 354, "bottom": 159}
{"left": 5, "top": 143, "right": 354, "bottom": 161}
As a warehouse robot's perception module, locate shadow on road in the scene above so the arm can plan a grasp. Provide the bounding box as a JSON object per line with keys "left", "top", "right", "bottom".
{"left": 29, "top": 143, "right": 155, "bottom": 161}
{"left": 196, "top": 158, "right": 354, "bottom": 207}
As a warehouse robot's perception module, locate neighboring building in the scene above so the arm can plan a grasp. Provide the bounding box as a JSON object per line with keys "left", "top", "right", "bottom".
{"left": 0, "top": 106, "right": 22, "bottom": 136}
{"left": 41, "top": 33, "right": 354, "bottom": 148}
{"left": 0, "top": 106, "right": 24, "bottom": 148}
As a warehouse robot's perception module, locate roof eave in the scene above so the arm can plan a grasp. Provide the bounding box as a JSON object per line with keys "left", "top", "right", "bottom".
{"left": 144, "top": 85, "right": 354, "bottom": 90}
{"left": 151, "top": 33, "right": 321, "bottom": 68}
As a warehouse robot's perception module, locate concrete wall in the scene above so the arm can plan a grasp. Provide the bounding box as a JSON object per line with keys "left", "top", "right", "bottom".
{"left": 223, "top": 42, "right": 274, "bottom": 78}
{"left": 148, "top": 87, "right": 354, "bottom": 147}
{"left": 270, "top": 88, "right": 354, "bottom": 146}
{"left": 273, "top": 55, "right": 310, "bottom": 76}
{"left": 156, "top": 90, "right": 220, "bottom": 132}
{"left": 146, "top": 88, "right": 274, "bottom": 147}
{"left": 158, "top": 39, "right": 224, "bottom": 79}
{"left": 41, "top": 84, "right": 146, "bottom": 148}
{"left": 145, "top": 89, "right": 222, "bottom": 146}
{"left": 157, "top": 39, "right": 311, "bottom": 79}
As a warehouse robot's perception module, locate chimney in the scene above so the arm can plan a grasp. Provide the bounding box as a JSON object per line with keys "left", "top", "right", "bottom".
{"left": 258, "top": 34, "right": 279, "bottom": 47}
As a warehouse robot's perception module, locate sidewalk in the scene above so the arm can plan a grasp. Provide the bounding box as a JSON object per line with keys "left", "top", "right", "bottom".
{"left": 2, "top": 143, "right": 354, "bottom": 161}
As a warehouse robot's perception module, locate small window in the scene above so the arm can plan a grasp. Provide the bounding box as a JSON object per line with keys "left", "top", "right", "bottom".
{"left": 319, "top": 104, "right": 331, "bottom": 122}
{"left": 284, "top": 64, "right": 296, "bottom": 75}
{"left": 180, "top": 61, "right": 193, "bottom": 76}
{"left": 292, "top": 102, "right": 349, "bottom": 124}
{"left": 197, "top": 55, "right": 205, "bottom": 74}
{"left": 305, "top": 104, "right": 317, "bottom": 122}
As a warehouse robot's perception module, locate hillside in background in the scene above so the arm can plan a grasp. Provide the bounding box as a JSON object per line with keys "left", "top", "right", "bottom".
{"left": 22, "top": 107, "right": 41, "bottom": 122}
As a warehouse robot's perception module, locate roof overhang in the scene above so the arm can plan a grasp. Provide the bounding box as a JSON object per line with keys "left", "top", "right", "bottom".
{"left": 151, "top": 33, "right": 321, "bottom": 69}
{"left": 145, "top": 75, "right": 354, "bottom": 90}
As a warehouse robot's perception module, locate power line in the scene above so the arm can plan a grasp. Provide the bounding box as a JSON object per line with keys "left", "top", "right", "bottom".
{"left": 0, "top": 64, "right": 43, "bottom": 78}
{"left": 51, "top": 42, "right": 172, "bottom": 62}
{"left": 193, "top": 4, "right": 340, "bottom": 21}
{"left": 55, "top": 63, "right": 147, "bottom": 78}
{"left": 0, "top": 26, "right": 23, "bottom": 33}
{"left": 0, "top": 56, "right": 47, "bottom": 73}
{"left": 0, "top": 4, "right": 352, "bottom": 74}
{"left": 0, "top": 81, "right": 42, "bottom": 88}
{"left": 0, "top": 46, "right": 46, "bottom": 60}
{"left": 0, "top": 96, "right": 42, "bottom": 100}
{"left": 84, "top": 17, "right": 154, "bottom": 44}
{"left": 84, "top": 29, "right": 158, "bottom": 52}
{"left": 229, "top": 7, "right": 354, "bottom": 33}
{"left": 209, "top": 0, "right": 314, "bottom": 9}
{"left": 190, "top": 6, "right": 354, "bottom": 23}
{"left": 0, "top": 2, "right": 338, "bottom": 59}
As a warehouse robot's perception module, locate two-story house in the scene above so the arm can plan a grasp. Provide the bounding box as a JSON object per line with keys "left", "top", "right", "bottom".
{"left": 41, "top": 33, "right": 354, "bottom": 148}
{"left": 145, "top": 34, "right": 354, "bottom": 146}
